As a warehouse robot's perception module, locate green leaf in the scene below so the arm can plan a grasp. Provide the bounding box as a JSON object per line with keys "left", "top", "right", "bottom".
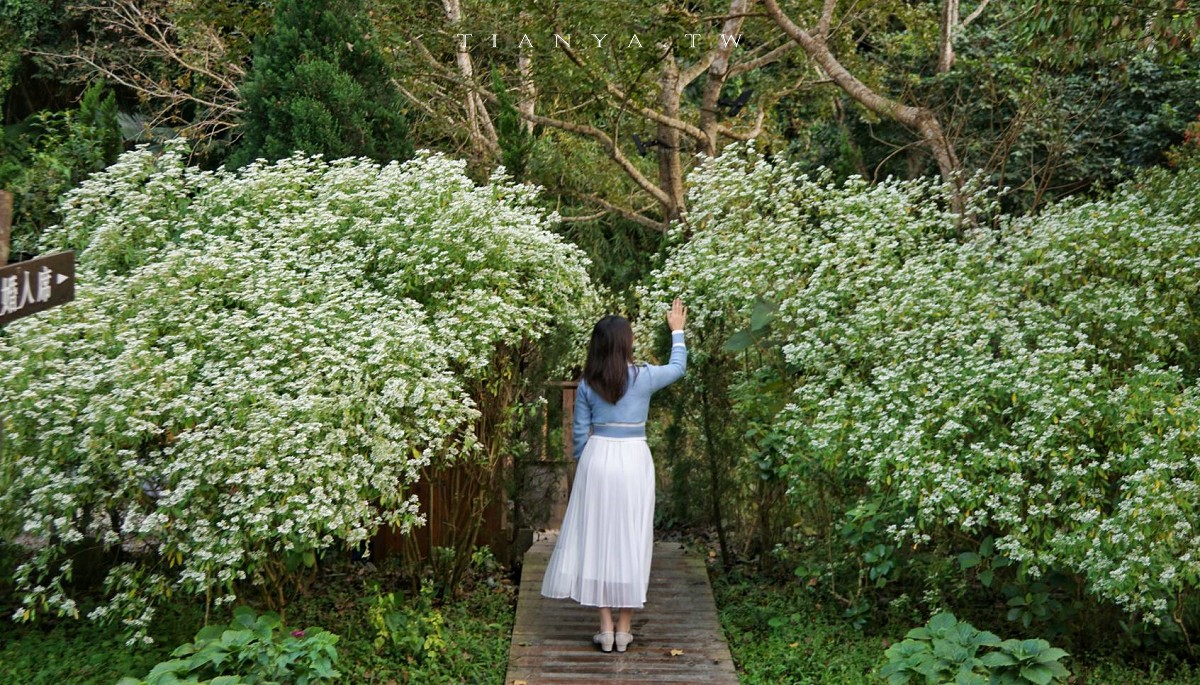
{"left": 1020, "top": 663, "right": 1054, "bottom": 685}
{"left": 905, "top": 627, "right": 932, "bottom": 640}
{"left": 981, "top": 651, "right": 1018, "bottom": 667}
{"left": 958, "top": 552, "right": 981, "bottom": 569}
{"left": 723, "top": 329, "right": 756, "bottom": 352}
{"left": 1036, "top": 647, "right": 1069, "bottom": 663}
{"left": 232, "top": 606, "right": 256, "bottom": 629}
{"left": 220, "top": 629, "right": 252, "bottom": 648}
{"left": 195, "top": 625, "right": 225, "bottom": 642}
{"left": 750, "top": 298, "right": 777, "bottom": 331}
{"left": 928, "top": 613, "right": 958, "bottom": 633}
{"left": 146, "top": 660, "right": 189, "bottom": 678}
{"left": 977, "top": 631, "right": 1001, "bottom": 647}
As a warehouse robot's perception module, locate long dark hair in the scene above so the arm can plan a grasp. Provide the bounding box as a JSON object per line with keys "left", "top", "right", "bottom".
{"left": 582, "top": 315, "right": 637, "bottom": 404}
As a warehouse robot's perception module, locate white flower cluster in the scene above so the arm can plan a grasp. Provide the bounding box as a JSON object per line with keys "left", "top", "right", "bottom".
{"left": 640, "top": 142, "right": 1200, "bottom": 623}
{"left": 0, "top": 141, "right": 596, "bottom": 641}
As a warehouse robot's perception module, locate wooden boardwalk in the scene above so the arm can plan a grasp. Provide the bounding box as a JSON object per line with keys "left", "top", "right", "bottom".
{"left": 505, "top": 533, "right": 740, "bottom": 684}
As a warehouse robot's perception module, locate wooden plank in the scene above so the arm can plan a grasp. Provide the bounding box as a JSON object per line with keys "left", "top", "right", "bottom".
{"left": 505, "top": 534, "right": 739, "bottom": 685}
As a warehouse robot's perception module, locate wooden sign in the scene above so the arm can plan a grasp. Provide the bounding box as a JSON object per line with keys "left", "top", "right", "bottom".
{"left": 0, "top": 250, "right": 75, "bottom": 326}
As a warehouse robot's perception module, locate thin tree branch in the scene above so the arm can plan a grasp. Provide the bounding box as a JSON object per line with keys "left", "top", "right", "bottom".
{"left": 961, "top": 0, "right": 992, "bottom": 26}
{"left": 555, "top": 209, "right": 608, "bottom": 223}
{"left": 817, "top": 0, "right": 838, "bottom": 40}
{"left": 729, "top": 39, "right": 798, "bottom": 76}
{"left": 577, "top": 193, "right": 667, "bottom": 232}
{"left": 555, "top": 41, "right": 709, "bottom": 144}
{"left": 716, "top": 108, "right": 767, "bottom": 141}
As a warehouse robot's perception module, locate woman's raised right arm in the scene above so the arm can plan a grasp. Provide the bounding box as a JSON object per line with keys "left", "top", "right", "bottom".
{"left": 648, "top": 298, "right": 688, "bottom": 392}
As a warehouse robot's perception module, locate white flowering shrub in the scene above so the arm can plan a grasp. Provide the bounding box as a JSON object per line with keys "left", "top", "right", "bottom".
{"left": 0, "top": 141, "right": 595, "bottom": 642}
{"left": 640, "top": 142, "right": 1200, "bottom": 628}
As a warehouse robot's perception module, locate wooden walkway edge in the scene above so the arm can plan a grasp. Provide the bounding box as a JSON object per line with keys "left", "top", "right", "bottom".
{"left": 505, "top": 533, "right": 740, "bottom": 684}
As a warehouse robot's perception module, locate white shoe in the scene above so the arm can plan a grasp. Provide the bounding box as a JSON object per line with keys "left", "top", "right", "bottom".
{"left": 593, "top": 631, "right": 614, "bottom": 652}
{"left": 615, "top": 631, "right": 633, "bottom": 652}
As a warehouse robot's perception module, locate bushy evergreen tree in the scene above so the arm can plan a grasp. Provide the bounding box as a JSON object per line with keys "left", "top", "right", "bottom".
{"left": 230, "top": 0, "right": 411, "bottom": 167}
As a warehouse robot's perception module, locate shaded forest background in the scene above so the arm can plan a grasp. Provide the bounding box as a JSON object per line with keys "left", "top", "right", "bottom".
{"left": 4, "top": 0, "right": 1199, "bottom": 293}
{"left": 3, "top": 1, "right": 1200, "bottom": 679}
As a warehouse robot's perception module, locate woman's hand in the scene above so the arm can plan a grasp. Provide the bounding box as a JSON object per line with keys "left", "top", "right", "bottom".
{"left": 666, "top": 297, "right": 687, "bottom": 332}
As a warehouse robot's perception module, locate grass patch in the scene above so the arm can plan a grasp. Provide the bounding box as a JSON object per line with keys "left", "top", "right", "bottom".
{"left": 712, "top": 566, "right": 1200, "bottom": 685}
{"left": 0, "top": 550, "right": 515, "bottom": 685}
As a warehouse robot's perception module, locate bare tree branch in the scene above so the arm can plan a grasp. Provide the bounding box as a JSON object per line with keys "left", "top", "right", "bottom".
{"left": 817, "top": 0, "right": 838, "bottom": 40}
{"left": 699, "top": 0, "right": 751, "bottom": 156}
{"left": 961, "top": 0, "right": 992, "bottom": 27}
{"left": 35, "top": 0, "right": 246, "bottom": 146}
{"left": 555, "top": 41, "right": 708, "bottom": 145}
{"left": 678, "top": 52, "right": 717, "bottom": 90}
{"left": 576, "top": 193, "right": 667, "bottom": 232}
{"left": 716, "top": 108, "right": 767, "bottom": 141}
{"left": 555, "top": 209, "right": 608, "bottom": 223}
{"left": 729, "top": 38, "right": 798, "bottom": 76}
{"left": 761, "top": 0, "right": 962, "bottom": 195}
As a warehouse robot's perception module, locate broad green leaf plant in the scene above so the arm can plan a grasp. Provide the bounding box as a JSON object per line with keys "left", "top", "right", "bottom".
{"left": 880, "top": 612, "right": 1070, "bottom": 685}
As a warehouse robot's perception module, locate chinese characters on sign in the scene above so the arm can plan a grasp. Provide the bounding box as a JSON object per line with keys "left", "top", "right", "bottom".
{"left": 0, "top": 250, "right": 75, "bottom": 326}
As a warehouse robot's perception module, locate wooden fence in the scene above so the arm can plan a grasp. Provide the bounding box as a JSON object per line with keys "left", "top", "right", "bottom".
{"left": 371, "top": 381, "right": 579, "bottom": 563}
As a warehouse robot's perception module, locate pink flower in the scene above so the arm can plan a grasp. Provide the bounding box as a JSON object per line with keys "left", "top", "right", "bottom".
{"left": 291, "top": 629, "right": 305, "bottom": 638}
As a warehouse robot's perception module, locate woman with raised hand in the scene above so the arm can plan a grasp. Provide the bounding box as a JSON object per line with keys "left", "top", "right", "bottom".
{"left": 541, "top": 298, "right": 688, "bottom": 653}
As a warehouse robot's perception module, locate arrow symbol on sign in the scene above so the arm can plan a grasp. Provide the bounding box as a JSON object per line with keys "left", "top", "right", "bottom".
{"left": 56, "top": 273, "right": 68, "bottom": 284}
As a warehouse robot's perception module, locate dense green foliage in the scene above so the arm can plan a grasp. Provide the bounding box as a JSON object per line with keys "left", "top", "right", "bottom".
{"left": 0, "top": 80, "right": 121, "bottom": 254}
{"left": 642, "top": 144, "right": 1200, "bottom": 641}
{"left": 230, "top": 0, "right": 411, "bottom": 167}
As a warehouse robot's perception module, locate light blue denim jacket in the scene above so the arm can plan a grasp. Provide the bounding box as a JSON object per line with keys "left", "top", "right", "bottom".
{"left": 573, "top": 329, "right": 686, "bottom": 460}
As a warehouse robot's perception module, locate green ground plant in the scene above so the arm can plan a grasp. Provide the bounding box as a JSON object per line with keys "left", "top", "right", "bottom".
{"left": 116, "top": 606, "right": 340, "bottom": 685}
{"left": 713, "top": 567, "right": 1200, "bottom": 685}
{"left": 0, "top": 544, "right": 515, "bottom": 685}
{"left": 879, "top": 612, "right": 1069, "bottom": 685}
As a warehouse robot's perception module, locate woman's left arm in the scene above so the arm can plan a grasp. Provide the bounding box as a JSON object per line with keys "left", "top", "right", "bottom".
{"left": 572, "top": 381, "right": 593, "bottom": 460}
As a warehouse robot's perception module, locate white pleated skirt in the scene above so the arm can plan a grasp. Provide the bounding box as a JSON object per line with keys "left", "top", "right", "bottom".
{"left": 540, "top": 436, "right": 655, "bottom": 608}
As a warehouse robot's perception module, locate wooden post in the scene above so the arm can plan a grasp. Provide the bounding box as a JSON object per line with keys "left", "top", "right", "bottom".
{"left": 0, "top": 190, "right": 12, "bottom": 266}
{"left": 560, "top": 380, "right": 579, "bottom": 497}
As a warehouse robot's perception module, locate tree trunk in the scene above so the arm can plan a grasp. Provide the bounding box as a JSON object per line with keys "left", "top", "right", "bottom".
{"left": 442, "top": 0, "right": 500, "bottom": 160}
{"left": 517, "top": 18, "right": 536, "bottom": 136}
{"left": 938, "top": 0, "right": 960, "bottom": 73}
{"left": 656, "top": 44, "right": 687, "bottom": 225}
{"left": 698, "top": 0, "right": 750, "bottom": 157}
